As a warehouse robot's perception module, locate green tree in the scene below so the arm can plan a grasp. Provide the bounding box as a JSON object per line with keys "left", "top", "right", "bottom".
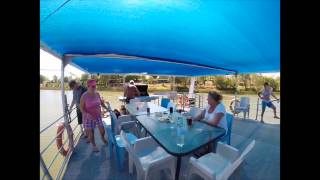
{"left": 53, "top": 75, "right": 58, "bottom": 83}
{"left": 63, "top": 77, "right": 69, "bottom": 82}
{"left": 125, "top": 75, "right": 139, "bottom": 82}
{"left": 40, "top": 74, "right": 48, "bottom": 84}
{"left": 239, "top": 74, "right": 251, "bottom": 90}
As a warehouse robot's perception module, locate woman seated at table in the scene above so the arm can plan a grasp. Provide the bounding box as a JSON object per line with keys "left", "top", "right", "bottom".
{"left": 194, "top": 91, "right": 227, "bottom": 155}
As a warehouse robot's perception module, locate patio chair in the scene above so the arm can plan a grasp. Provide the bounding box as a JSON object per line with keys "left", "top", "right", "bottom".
{"left": 188, "top": 140, "right": 255, "bottom": 180}
{"left": 219, "top": 113, "right": 234, "bottom": 145}
{"left": 234, "top": 97, "right": 250, "bottom": 120}
{"left": 160, "top": 97, "right": 170, "bottom": 108}
{"left": 114, "top": 115, "right": 134, "bottom": 134}
{"left": 120, "top": 130, "right": 176, "bottom": 180}
{"left": 187, "top": 107, "right": 204, "bottom": 119}
{"left": 105, "top": 125, "right": 137, "bottom": 170}
{"left": 130, "top": 98, "right": 141, "bottom": 104}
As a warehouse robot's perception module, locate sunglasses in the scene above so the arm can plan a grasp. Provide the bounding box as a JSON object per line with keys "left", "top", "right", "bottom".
{"left": 90, "top": 85, "right": 96, "bottom": 88}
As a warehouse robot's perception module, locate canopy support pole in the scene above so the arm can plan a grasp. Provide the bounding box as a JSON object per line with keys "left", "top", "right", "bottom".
{"left": 189, "top": 77, "right": 196, "bottom": 95}
{"left": 61, "top": 56, "right": 74, "bottom": 153}
{"left": 234, "top": 73, "right": 238, "bottom": 116}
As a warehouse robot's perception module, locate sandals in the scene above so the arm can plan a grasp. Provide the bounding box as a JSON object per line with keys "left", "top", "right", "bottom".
{"left": 92, "top": 146, "right": 99, "bottom": 153}
{"left": 102, "top": 138, "right": 108, "bottom": 146}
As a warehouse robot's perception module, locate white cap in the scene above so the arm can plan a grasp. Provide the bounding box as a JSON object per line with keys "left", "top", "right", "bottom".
{"left": 129, "top": 80, "right": 134, "bottom": 84}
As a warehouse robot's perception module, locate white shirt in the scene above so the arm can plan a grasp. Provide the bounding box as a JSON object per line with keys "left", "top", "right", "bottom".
{"left": 261, "top": 87, "right": 273, "bottom": 102}
{"left": 204, "top": 103, "right": 228, "bottom": 133}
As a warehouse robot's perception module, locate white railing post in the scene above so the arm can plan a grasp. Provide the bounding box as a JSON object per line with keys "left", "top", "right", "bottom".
{"left": 61, "top": 57, "right": 74, "bottom": 153}
{"left": 256, "top": 98, "right": 260, "bottom": 120}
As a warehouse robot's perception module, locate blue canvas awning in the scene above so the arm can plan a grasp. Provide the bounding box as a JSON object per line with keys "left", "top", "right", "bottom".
{"left": 40, "top": 0, "right": 280, "bottom": 76}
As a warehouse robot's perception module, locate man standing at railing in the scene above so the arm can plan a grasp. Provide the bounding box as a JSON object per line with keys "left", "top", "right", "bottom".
{"left": 258, "top": 82, "right": 280, "bottom": 123}
{"left": 69, "top": 80, "right": 88, "bottom": 138}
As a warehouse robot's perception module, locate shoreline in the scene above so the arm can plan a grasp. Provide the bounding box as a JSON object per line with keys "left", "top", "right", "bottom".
{"left": 40, "top": 87, "right": 280, "bottom": 96}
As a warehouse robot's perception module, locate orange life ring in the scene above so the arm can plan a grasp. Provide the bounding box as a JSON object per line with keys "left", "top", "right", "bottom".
{"left": 229, "top": 99, "right": 240, "bottom": 114}
{"left": 56, "top": 123, "right": 69, "bottom": 156}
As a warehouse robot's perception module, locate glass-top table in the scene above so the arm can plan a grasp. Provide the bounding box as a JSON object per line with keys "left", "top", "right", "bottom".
{"left": 126, "top": 102, "right": 168, "bottom": 116}
{"left": 135, "top": 112, "right": 226, "bottom": 180}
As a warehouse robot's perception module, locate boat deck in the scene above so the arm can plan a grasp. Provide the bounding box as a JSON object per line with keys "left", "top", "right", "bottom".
{"left": 63, "top": 116, "right": 280, "bottom": 180}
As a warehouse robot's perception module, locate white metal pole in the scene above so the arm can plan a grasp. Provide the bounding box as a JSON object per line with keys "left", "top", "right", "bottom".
{"left": 234, "top": 73, "right": 238, "bottom": 115}
{"left": 189, "top": 77, "right": 196, "bottom": 95}
{"left": 61, "top": 58, "right": 74, "bottom": 153}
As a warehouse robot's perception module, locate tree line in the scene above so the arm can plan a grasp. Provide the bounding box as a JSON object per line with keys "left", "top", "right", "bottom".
{"left": 40, "top": 73, "right": 280, "bottom": 92}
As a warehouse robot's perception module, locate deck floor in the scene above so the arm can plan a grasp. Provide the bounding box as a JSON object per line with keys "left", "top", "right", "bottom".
{"left": 63, "top": 116, "right": 279, "bottom": 180}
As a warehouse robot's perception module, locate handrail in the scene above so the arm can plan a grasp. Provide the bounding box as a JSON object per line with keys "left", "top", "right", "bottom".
{"left": 40, "top": 110, "right": 78, "bottom": 156}
{"left": 41, "top": 138, "right": 69, "bottom": 180}
{"left": 40, "top": 105, "right": 79, "bottom": 180}
{"left": 40, "top": 107, "right": 76, "bottom": 133}
{"left": 56, "top": 129, "right": 82, "bottom": 180}
{"left": 40, "top": 127, "right": 65, "bottom": 155}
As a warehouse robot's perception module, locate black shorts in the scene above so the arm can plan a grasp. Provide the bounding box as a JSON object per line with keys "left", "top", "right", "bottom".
{"left": 76, "top": 108, "right": 83, "bottom": 124}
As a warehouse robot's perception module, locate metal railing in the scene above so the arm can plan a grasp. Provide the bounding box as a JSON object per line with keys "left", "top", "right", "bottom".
{"left": 40, "top": 105, "right": 82, "bottom": 180}
{"left": 155, "top": 92, "right": 205, "bottom": 110}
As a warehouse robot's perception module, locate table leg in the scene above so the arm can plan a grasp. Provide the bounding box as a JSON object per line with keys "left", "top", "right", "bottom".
{"left": 175, "top": 156, "right": 181, "bottom": 180}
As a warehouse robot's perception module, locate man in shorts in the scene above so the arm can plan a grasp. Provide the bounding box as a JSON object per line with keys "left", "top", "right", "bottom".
{"left": 258, "top": 82, "right": 280, "bottom": 123}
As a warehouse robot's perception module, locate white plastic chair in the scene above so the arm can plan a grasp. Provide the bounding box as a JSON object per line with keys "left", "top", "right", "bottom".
{"left": 114, "top": 115, "right": 134, "bottom": 134}
{"left": 120, "top": 131, "right": 176, "bottom": 180}
{"left": 188, "top": 140, "right": 255, "bottom": 180}
{"left": 130, "top": 98, "right": 141, "bottom": 104}
{"left": 234, "top": 97, "right": 250, "bottom": 119}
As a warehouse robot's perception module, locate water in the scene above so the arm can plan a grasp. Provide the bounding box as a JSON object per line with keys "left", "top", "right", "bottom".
{"left": 40, "top": 90, "right": 280, "bottom": 178}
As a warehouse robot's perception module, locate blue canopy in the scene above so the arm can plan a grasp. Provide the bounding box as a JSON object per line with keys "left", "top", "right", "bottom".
{"left": 40, "top": 0, "right": 280, "bottom": 76}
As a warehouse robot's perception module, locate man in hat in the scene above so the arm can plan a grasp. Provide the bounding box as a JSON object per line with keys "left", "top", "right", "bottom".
{"left": 124, "top": 80, "right": 140, "bottom": 103}
{"left": 69, "top": 80, "right": 87, "bottom": 137}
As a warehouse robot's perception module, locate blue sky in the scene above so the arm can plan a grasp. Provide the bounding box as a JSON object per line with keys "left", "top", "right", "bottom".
{"left": 40, "top": 49, "right": 280, "bottom": 80}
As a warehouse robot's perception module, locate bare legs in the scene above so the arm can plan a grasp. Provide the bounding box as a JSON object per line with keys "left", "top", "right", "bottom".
{"left": 98, "top": 125, "right": 108, "bottom": 145}
{"left": 86, "top": 126, "right": 108, "bottom": 153}
{"left": 86, "top": 128, "right": 99, "bottom": 152}
{"left": 272, "top": 105, "right": 280, "bottom": 119}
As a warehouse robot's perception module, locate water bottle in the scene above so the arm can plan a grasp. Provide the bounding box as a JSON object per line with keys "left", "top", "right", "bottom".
{"left": 176, "top": 125, "right": 184, "bottom": 147}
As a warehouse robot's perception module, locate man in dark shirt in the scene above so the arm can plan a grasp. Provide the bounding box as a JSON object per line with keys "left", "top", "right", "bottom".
{"left": 69, "top": 80, "right": 87, "bottom": 137}
{"left": 124, "top": 80, "right": 140, "bottom": 103}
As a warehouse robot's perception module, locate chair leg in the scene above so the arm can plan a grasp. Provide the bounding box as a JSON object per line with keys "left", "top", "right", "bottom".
{"left": 144, "top": 170, "right": 149, "bottom": 180}
{"left": 137, "top": 170, "right": 144, "bottom": 180}
{"left": 129, "top": 155, "right": 133, "bottom": 174}
{"left": 170, "top": 160, "right": 176, "bottom": 180}
{"left": 109, "top": 143, "right": 113, "bottom": 159}
{"left": 227, "top": 134, "right": 231, "bottom": 145}
{"left": 116, "top": 148, "right": 125, "bottom": 170}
